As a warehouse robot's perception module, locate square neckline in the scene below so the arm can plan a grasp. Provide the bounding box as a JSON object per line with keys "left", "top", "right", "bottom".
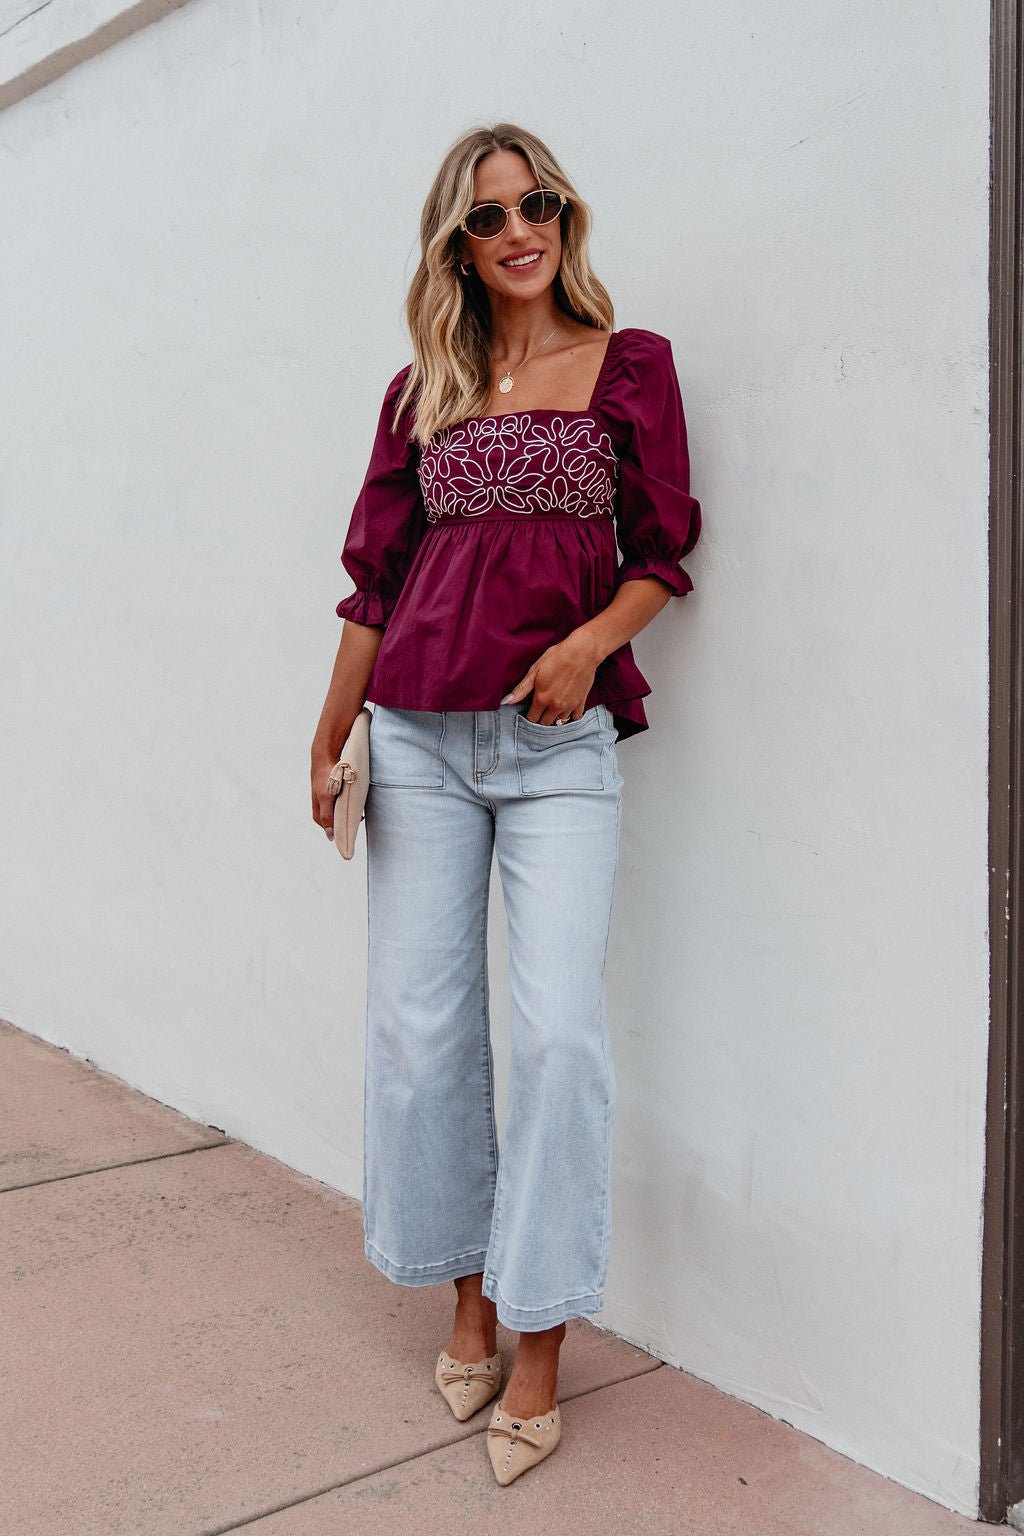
{"left": 460, "top": 329, "right": 619, "bottom": 427}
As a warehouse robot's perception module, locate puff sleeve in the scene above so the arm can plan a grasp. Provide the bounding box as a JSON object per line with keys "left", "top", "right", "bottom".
{"left": 604, "top": 330, "right": 701, "bottom": 598}
{"left": 335, "top": 364, "right": 424, "bottom": 629}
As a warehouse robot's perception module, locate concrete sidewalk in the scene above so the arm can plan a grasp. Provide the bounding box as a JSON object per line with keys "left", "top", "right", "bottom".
{"left": 0, "top": 1017, "right": 982, "bottom": 1535}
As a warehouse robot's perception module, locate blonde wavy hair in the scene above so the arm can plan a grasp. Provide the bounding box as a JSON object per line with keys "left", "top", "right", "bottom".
{"left": 393, "top": 122, "right": 615, "bottom": 446}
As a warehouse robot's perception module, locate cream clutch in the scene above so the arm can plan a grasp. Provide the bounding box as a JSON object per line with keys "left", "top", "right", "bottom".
{"left": 326, "top": 707, "right": 372, "bottom": 860}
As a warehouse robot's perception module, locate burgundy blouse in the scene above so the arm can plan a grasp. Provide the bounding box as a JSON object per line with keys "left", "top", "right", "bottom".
{"left": 335, "top": 327, "right": 701, "bottom": 742}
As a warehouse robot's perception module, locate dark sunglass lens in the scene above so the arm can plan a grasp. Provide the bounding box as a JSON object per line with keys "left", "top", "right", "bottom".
{"left": 465, "top": 204, "right": 506, "bottom": 238}
{"left": 521, "top": 190, "right": 562, "bottom": 225}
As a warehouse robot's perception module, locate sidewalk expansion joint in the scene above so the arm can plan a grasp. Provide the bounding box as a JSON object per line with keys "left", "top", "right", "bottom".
{"left": 1, "top": 1136, "right": 234, "bottom": 1193}
{"left": 195, "top": 1365, "right": 667, "bottom": 1536}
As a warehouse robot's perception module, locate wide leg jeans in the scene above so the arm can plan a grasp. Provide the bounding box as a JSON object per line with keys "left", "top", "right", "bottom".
{"left": 361, "top": 699, "right": 624, "bottom": 1332}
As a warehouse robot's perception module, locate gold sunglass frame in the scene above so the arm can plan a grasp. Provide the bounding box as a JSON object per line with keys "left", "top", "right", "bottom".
{"left": 459, "top": 188, "right": 567, "bottom": 241}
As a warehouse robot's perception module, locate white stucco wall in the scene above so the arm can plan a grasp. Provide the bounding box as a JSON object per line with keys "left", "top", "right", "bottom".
{"left": 0, "top": 0, "right": 990, "bottom": 1516}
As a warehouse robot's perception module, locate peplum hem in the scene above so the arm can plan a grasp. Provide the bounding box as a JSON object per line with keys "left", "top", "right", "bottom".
{"left": 363, "top": 682, "right": 652, "bottom": 743}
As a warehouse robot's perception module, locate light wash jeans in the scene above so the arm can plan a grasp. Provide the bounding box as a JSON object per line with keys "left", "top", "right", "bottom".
{"left": 361, "top": 699, "right": 624, "bottom": 1332}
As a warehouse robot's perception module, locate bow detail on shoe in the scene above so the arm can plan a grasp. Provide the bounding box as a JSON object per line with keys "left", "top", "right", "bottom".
{"left": 487, "top": 1417, "right": 549, "bottom": 1450}
{"left": 436, "top": 1351, "right": 503, "bottom": 1422}
{"left": 486, "top": 1401, "right": 561, "bottom": 1484}
{"left": 438, "top": 1360, "right": 496, "bottom": 1386}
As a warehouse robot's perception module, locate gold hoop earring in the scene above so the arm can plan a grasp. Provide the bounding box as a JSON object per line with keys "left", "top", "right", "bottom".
{"left": 459, "top": 261, "right": 473, "bottom": 277}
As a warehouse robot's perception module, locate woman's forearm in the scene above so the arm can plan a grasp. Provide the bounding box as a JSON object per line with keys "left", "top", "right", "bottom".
{"left": 568, "top": 577, "right": 674, "bottom": 668}
{"left": 312, "top": 620, "right": 385, "bottom": 763}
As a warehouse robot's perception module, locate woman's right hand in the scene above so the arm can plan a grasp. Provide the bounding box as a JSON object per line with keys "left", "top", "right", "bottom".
{"left": 311, "top": 748, "right": 343, "bottom": 840}
{"left": 310, "top": 618, "right": 383, "bottom": 841}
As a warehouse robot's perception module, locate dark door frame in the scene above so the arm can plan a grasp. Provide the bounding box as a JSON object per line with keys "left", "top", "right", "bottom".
{"left": 982, "top": 0, "right": 1024, "bottom": 1522}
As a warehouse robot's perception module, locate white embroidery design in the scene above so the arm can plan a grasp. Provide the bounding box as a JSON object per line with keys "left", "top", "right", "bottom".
{"left": 418, "top": 414, "right": 618, "bottom": 524}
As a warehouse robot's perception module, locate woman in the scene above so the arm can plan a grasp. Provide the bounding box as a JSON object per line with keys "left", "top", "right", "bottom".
{"left": 310, "top": 121, "right": 701, "bottom": 1486}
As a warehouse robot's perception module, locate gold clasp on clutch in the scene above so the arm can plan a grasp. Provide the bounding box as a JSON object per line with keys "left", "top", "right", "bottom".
{"left": 327, "top": 761, "right": 358, "bottom": 794}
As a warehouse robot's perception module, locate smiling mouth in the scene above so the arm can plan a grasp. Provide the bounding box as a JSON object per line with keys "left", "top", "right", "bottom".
{"left": 500, "top": 250, "right": 543, "bottom": 269}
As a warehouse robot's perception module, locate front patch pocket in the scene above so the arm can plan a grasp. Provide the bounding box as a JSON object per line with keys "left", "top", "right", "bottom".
{"left": 514, "top": 706, "right": 607, "bottom": 796}
{"left": 368, "top": 707, "right": 446, "bottom": 788}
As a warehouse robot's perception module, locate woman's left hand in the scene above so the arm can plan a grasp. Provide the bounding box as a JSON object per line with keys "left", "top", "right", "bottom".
{"left": 499, "top": 633, "right": 599, "bottom": 724}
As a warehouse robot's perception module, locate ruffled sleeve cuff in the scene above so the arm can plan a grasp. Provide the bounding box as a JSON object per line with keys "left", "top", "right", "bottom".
{"left": 335, "top": 585, "right": 397, "bottom": 628}
{"left": 616, "top": 560, "right": 695, "bottom": 598}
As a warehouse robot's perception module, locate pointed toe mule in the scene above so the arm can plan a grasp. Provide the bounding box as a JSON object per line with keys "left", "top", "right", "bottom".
{"left": 486, "top": 1397, "right": 562, "bottom": 1485}
{"left": 435, "top": 1349, "right": 503, "bottom": 1421}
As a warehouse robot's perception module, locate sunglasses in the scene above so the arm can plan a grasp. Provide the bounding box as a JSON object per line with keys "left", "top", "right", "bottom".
{"left": 459, "top": 188, "right": 567, "bottom": 241}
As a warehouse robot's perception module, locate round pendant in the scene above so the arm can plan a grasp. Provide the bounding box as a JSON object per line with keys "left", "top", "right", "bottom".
{"left": 498, "top": 374, "right": 514, "bottom": 394}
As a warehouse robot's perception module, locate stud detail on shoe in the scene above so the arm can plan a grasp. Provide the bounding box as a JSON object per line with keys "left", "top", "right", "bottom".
{"left": 487, "top": 1399, "right": 562, "bottom": 1485}
{"left": 435, "top": 1350, "right": 503, "bottom": 1422}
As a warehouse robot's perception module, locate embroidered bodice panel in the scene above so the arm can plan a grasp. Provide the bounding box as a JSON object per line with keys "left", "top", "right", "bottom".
{"left": 417, "top": 412, "right": 619, "bottom": 523}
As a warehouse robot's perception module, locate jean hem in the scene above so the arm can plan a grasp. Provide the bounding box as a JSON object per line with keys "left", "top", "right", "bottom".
{"left": 365, "top": 1238, "right": 489, "bottom": 1287}
{"left": 480, "top": 1273, "right": 606, "bottom": 1331}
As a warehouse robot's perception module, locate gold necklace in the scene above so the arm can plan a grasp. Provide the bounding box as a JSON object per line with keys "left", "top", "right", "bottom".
{"left": 496, "top": 325, "right": 561, "bottom": 395}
